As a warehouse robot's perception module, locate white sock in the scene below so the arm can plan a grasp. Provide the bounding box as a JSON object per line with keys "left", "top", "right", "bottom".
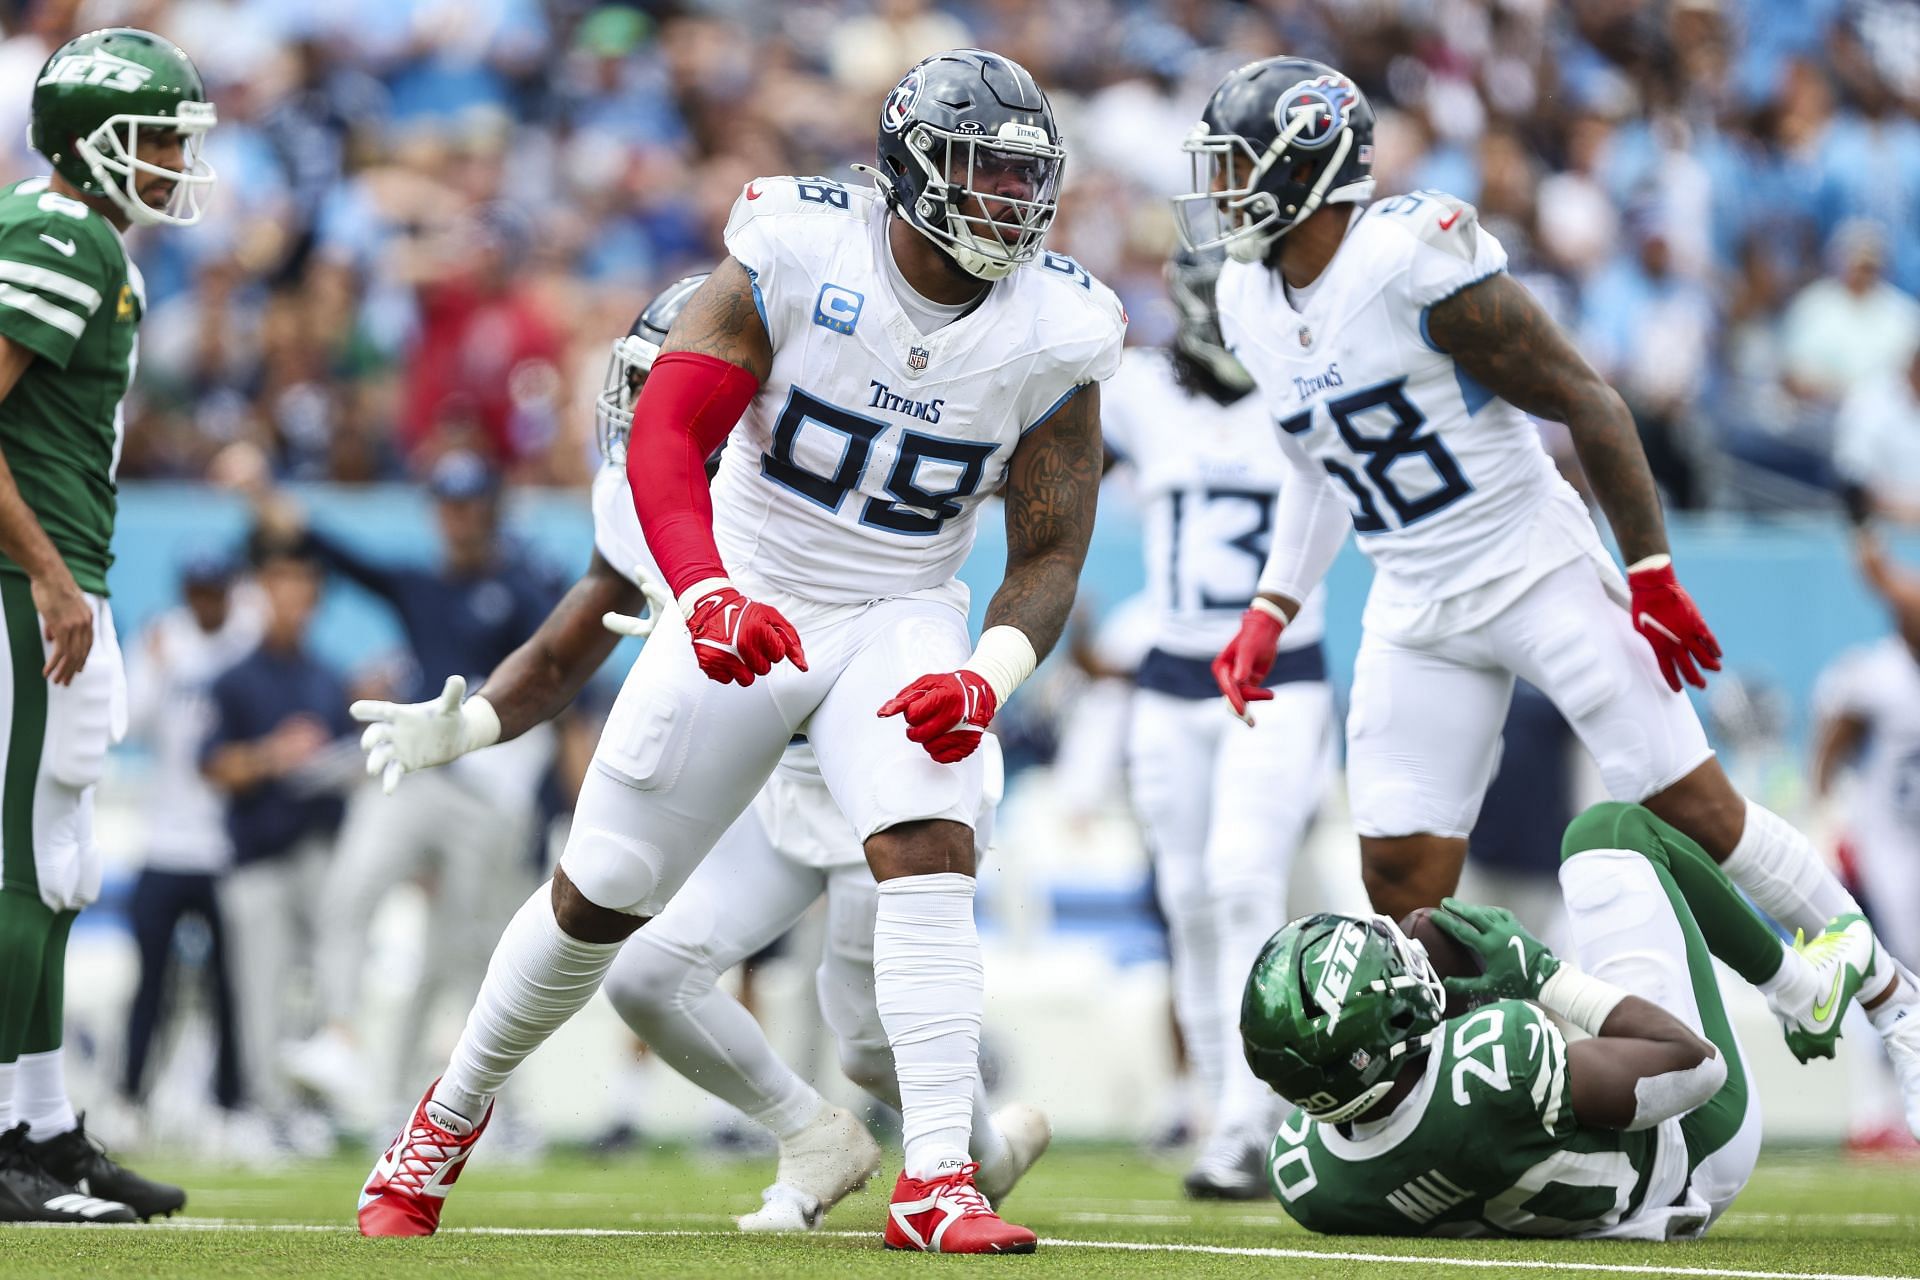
{"left": 602, "top": 936, "right": 823, "bottom": 1143}
{"left": 1756, "top": 942, "right": 1817, "bottom": 1015}
{"left": 873, "top": 873, "right": 982, "bottom": 1179}
{"left": 0, "top": 1061, "right": 15, "bottom": 1130}
{"left": 16, "top": 1049, "right": 76, "bottom": 1142}
{"left": 1161, "top": 896, "right": 1226, "bottom": 1111}
{"left": 1867, "top": 969, "right": 1920, "bottom": 1036}
{"left": 1212, "top": 879, "right": 1286, "bottom": 1139}
{"left": 432, "top": 886, "right": 624, "bottom": 1123}
{"left": 1721, "top": 800, "right": 1864, "bottom": 938}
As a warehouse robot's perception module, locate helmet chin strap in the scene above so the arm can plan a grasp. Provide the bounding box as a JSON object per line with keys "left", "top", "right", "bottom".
{"left": 856, "top": 162, "right": 1014, "bottom": 283}
{"left": 1229, "top": 127, "right": 1358, "bottom": 263}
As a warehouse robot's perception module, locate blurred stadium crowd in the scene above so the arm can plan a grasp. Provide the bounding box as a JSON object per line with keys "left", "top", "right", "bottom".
{"left": 9, "top": 0, "right": 1920, "bottom": 1161}
{"left": 1, "top": 0, "right": 1917, "bottom": 508}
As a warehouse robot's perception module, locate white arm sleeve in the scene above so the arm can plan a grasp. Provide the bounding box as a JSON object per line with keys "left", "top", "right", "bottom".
{"left": 1255, "top": 431, "right": 1351, "bottom": 607}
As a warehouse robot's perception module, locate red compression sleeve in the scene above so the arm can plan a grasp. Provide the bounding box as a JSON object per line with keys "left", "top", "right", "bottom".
{"left": 628, "top": 350, "right": 761, "bottom": 600}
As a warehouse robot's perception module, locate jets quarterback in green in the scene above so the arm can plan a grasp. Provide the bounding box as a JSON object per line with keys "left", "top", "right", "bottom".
{"left": 0, "top": 28, "right": 214, "bottom": 1225}
{"left": 1243, "top": 803, "right": 1883, "bottom": 1241}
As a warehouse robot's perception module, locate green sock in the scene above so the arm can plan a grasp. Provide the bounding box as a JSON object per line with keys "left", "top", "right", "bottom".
{"left": 1562, "top": 802, "right": 1785, "bottom": 985}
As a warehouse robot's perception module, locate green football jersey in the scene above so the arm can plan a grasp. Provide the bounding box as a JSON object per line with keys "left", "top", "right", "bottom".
{"left": 0, "top": 176, "right": 142, "bottom": 595}
{"left": 1268, "top": 1000, "right": 1689, "bottom": 1238}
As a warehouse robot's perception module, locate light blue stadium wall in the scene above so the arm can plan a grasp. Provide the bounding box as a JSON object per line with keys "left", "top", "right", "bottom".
{"left": 112, "top": 484, "right": 1905, "bottom": 744}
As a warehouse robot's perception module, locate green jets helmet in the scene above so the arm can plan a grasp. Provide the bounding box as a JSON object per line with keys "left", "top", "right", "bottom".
{"left": 1240, "top": 913, "right": 1446, "bottom": 1124}
{"left": 29, "top": 27, "right": 217, "bottom": 227}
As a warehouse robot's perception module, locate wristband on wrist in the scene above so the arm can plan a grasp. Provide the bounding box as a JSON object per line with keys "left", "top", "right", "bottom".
{"left": 676, "top": 576, "right": 734, "bottom": 616}
{"left": 963, "top": 625, "right": 1038, "bottom": 706}
{"left": 1626, "top": 553, "right": 1672, "bottom": 575}
{"left": 1536, "top": 963, "right": 1629, "bottom": 1036}
{"left": 1249, "top": 596, "right": 1289, "bottom": 624}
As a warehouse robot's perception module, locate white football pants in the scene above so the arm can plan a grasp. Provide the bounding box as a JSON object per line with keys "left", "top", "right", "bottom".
{"left": 1127, "top": 679, "right": 1334, "bottom": 1144}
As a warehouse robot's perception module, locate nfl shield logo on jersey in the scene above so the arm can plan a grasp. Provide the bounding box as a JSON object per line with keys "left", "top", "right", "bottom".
{"left": 907, "top": 345, "right": 930, "bottom": 372}
{"left": 1298, "top": 324, "right": 1312, "bottom": 348}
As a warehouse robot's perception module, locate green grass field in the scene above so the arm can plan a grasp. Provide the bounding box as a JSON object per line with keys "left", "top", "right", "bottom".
{"left": 5, "top": 1147, "right": 1918, "bottom": 1279}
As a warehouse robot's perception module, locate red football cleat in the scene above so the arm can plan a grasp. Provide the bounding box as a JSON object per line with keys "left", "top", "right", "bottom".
{"left": 357, "top": 1081, "right": 492, "bottom": 1237}
{"left": 883, "top": 1162, "right": 1037, "bottom": 1254}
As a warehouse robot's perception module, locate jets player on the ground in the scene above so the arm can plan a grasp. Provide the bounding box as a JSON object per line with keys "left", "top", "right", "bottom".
{"left": 353, "top": 278, "right": 1051, "bottom": 1232}
{"left": 1178, "top": 56, "right": 1920, "bottom": 1133}
{"left": 1105, "top": 246, "right": 1334, "bottom": 1199}
{"left": 359, "top": 49, "right": 1122, "bottom": 1253}
{"left": 0, "top": 27, "right": 215, "bottom": 1224}
{"left": 1247, "top": 802, "right": 1876, "bottom": 1238}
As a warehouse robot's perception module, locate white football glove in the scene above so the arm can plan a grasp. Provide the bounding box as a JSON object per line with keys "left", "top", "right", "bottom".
{"left": 349, "top": 674, "right": 502, "bottom": 795}
{"left": 600, "top": 568, "right": 675, "bottom": 638}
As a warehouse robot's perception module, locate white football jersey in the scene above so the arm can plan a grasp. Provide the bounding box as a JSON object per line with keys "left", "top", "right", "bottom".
{"left": 1217, "top": 192, "right": 1607, "bottom": 631}
{"left": 716, "top": 176, "right": 1127, "bottom": 606}
{"left": 592, "top": 461, "right": 662, "bottom": 590}
{"left": 1817, "top": 637, "right": 1920, "bottom": 849}
{"left": 1101, "top": 347, "right": 1326, "bottom": 659}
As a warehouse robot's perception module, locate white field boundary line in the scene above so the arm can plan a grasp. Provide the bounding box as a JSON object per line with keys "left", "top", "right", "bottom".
{"left": 14, "top": 1219, "right": 1915, "bottom": 1280}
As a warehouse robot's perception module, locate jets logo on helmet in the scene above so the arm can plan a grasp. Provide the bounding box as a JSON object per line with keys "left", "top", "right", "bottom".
{"left": 1308, "top": 919, "right": 1368, "bottom": 1030}
{"left": 1275, "top": 75, "right": 1356, "bottom": 151}
{"left": 39, "top": 51, "right": 155, "bottom": 92}
{"left": 880, "top": 68, "right": 923, "bottom": 134}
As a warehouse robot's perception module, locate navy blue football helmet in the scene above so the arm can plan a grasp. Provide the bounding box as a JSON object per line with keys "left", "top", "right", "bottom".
{"left": 597, "top": 272, "right": 709, "bottom": 463}
{"left": 859, "top": 48, "right": 1065, "bottom": 282}
{"left": 1173, "top": 57, "right": 1376, "bottom": 263}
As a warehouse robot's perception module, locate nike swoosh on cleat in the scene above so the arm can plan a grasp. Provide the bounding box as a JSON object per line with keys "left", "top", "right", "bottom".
{"left": 1811, "top": 964, "right": 1847, "bottom": 1024}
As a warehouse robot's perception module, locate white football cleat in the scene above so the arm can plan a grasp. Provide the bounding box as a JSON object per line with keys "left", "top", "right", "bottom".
{"left": 282, "top": 1029, "right": 365, "bottom": 1115}
{"left": 1183, "top": 1127, "right": 1268, "bottom": 1200}
{"left": 736, "top": 1103, "right": 878, "bottom": 1232}
{"left": 975, "top": 1104, "right": 1051, "bottom": 1203}
{"left": 737, "top": 1182, "right": 822, "bottom": 1232}
{"left": 1777, "top": 913, "right": 1876, "bottom": 1063}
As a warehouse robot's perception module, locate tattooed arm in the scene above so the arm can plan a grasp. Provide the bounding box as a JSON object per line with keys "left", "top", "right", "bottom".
{"left": 656, "top": 257, "right": 773, "bottom": 378}
{"left": 1424, "top": 272, "right": 1669, "bottom": 564}
{"left": 985, "top": 382, "right": 1103, "bottom": 661}
{"left": 475, "top": 551, "right": 642, "bottom": 741}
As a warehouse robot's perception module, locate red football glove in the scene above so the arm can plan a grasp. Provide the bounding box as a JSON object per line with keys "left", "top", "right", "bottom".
{"left": 878, "top": 670, "right": 996, "bottom": 763}
{"left": 1211, "top": 601, "right": 1287, "bottom": 725}
{"left": 685, "top": 585, "right": 808, "bottom": 687}
{"left": 1628, "top": 556, "right": 1721, "bottom": 692}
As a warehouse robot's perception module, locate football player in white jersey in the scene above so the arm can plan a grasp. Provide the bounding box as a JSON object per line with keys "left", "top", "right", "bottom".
{"left": 1174, "top": 55, "right": 1920, "bottom": 1136}
{"left": 1105, "top": 247, "right": 1334, "bottom": 1198}
{"left": 358, "top": 49, "right": 1124, "bottom": 1252}
{"left": 350, "top": 279, "right": 1051, "bottom": 1233}
{"left": 1814, "top": 534, "right": 1920, "bottom": 973}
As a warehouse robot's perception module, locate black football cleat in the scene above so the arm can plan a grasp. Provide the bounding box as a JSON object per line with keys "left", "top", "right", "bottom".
{"left": 26, "top": 1114, "right": 185, "bottom": 1220}
{"left": 0, "top": 1122, "right": 134, "bottom": 1223}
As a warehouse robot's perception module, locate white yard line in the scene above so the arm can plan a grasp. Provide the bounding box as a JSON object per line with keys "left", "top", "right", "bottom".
{"left": 27, "top": 1219, "right": 1916, "bottom": 1280}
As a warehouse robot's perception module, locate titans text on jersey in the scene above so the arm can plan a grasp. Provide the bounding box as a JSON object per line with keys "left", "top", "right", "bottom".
{"left": 714, "top": 175, "right": 1126, "bottom": 607}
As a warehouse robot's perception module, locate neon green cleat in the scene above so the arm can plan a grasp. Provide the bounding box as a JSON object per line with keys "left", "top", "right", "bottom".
{"left": 1780, "top": 913, "right": 1876, "bottom": 1064}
